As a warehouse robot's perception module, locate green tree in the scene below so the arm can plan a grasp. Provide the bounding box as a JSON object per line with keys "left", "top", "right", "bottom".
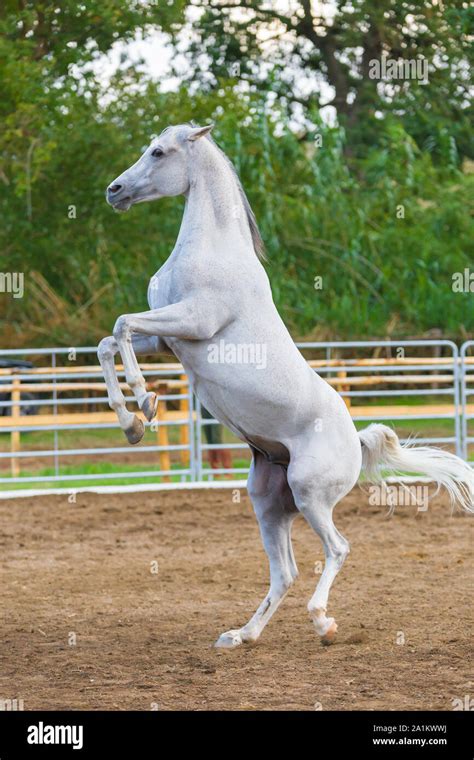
{"left": 0, "top": 2, "right": 472, "bottom": 348}
{"left": 175, "top": 0, "right": 473, "bottom": 158}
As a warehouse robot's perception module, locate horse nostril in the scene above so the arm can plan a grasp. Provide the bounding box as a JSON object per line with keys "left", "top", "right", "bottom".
{"left": 108, "top": 184, "right": 122, "bottom": 194}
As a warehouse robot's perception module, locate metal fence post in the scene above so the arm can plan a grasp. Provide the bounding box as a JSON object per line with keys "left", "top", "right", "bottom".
{"left": 460, "top": 341, "right": 473, "bottom": 462}
{"left": 10, "top": 375, "right": 21, "bottom": 477}
{"left": 194, "top": 394, "right": 203, "bottom": 483}
{"left": 451, "top": 343, "right": 461, "bottom": 457}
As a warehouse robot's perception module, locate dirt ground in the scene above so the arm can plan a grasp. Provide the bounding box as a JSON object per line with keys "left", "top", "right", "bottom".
{"left": 0, "top": 485, "right": 472, "bottom": 711}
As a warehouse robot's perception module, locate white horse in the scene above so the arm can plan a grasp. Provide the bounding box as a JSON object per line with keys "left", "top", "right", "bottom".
{"left": 98, "top": 123, "right": 473, "bottom": 648}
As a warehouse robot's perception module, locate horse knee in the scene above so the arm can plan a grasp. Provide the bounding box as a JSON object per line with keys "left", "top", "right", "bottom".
{"left": 113, "top": 315, "right": 130, "bottom": 341}
{"left": 97, "top": 336, "right": 116, "bottom": 362}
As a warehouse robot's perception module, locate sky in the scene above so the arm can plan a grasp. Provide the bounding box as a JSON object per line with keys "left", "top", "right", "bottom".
{"left": 89, "top": 1, "right": 337, "bottom": 124}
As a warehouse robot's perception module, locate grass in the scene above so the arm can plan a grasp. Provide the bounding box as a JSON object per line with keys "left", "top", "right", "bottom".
{"left": 0, "top": 422, "right": 244, "bottom": 451}
{"left": 353, "top": 418, "right": 457, "bottom": 437}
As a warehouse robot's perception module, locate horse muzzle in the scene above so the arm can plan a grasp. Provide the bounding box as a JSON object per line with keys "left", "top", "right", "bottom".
{"left": 106, "top": 183, "right": 132, "bottom": 212}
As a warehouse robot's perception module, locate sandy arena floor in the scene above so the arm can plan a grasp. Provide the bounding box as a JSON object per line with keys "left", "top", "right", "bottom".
{"left": 0, "top": 485, "right": 472, "bottom": 710}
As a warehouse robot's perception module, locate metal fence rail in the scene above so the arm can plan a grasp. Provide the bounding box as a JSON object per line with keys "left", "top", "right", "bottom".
{"left": 0, "top": 340, "right": 472, "bottom": 489}
{"left": 461, "top": 340, "right": 474, "bottom": 460}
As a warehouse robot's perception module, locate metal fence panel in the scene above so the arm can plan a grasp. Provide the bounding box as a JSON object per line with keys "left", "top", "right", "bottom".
{"left": 0, "top": 340, "right": 469, "bottom": 489}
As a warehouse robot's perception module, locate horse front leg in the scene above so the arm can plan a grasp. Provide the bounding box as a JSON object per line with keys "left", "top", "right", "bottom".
{"left": 98, "top": 334, "right": 164, "bottom": 444}
{"left": 111, "top": 300, "right": 228, "bottom": 438}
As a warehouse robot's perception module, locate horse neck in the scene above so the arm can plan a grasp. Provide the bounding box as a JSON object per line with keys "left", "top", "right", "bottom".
{"left": 176, "top": 140, "right": 256, "bottom": 260}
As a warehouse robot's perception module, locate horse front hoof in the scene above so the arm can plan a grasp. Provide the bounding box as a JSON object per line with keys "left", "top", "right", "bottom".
{"left": 141, "top": 392, "right": 158, "bottom": 422}
{"left": 124, "top": 416, "right": 145, "bottom": 445}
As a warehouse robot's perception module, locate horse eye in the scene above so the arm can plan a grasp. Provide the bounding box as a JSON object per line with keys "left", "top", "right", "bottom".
{"left": 151, "top": 148, "right": 164, "bottom": 158}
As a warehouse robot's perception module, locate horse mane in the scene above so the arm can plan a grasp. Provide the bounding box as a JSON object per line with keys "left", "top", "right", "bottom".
{"left": 188, "top": 124, "right": 266, "bottom": 262}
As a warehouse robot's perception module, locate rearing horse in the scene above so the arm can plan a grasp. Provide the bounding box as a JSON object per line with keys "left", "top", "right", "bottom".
{"left": 98, "top": 123, "right": 473, "bottom": 648}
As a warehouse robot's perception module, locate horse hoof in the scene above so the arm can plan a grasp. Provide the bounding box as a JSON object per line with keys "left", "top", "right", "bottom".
{"left": 141, "top": 392, "right": 158, "bottom": 422}
{"left": 214, "top": 630, "right": 243, "bottom": 649}
{"left": 124, "top": 416, "right": 145, "bottom": 445}
{"left": 320, "top": 620, "right": 338, "bottom": 646}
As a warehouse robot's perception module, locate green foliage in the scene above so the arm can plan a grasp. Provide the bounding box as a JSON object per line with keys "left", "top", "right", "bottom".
{"left": 0, "top": 2, "right": 473, "bottom": 348}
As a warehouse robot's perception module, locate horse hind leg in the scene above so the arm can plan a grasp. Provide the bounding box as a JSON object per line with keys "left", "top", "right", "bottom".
{"left": 215, "top": 452, "right": 298, "bottom": 649}
{"left": 308, "top": 515, "right": 349, "bottom": 645}
{"left": 287, "top": 453, "right": 357, "bottom": 645}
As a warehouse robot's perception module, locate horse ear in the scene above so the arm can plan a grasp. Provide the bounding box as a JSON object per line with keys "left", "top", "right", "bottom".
{"left": 187, "top": 124, "right": 214, "bottom": 142}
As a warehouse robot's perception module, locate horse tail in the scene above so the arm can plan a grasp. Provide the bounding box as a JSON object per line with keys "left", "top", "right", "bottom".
{"left": 358, "top": 423, "right": 474, "bottom": 513}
